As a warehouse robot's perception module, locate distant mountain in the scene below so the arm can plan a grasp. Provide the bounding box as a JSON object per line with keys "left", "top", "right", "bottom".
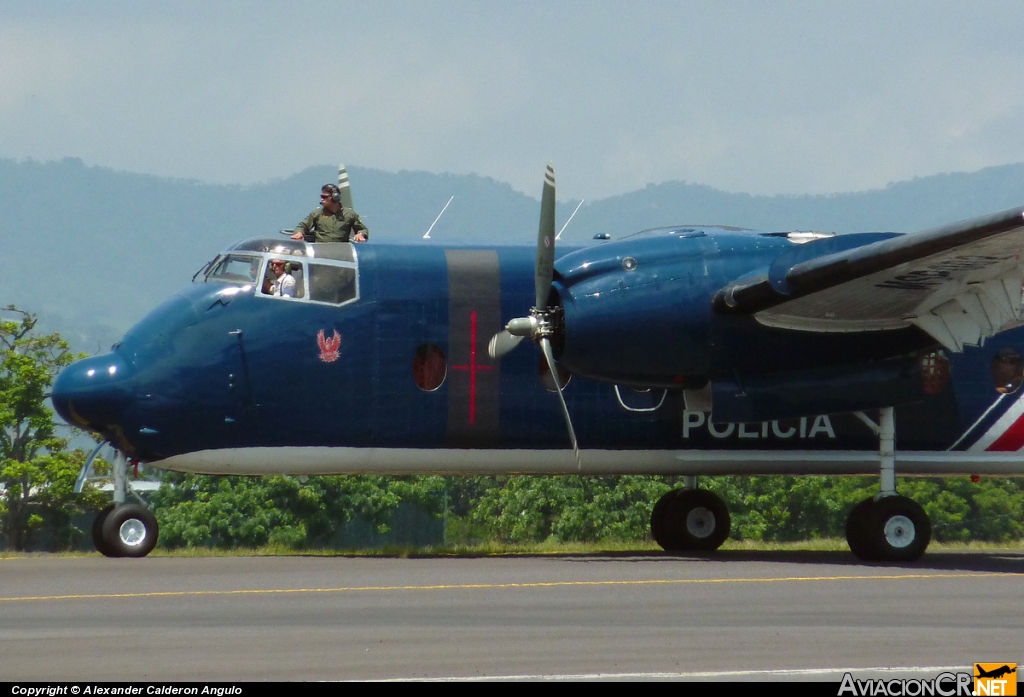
{"left": 2, "top": 156, "right": 1023, "bottom": 352}
{"left": 582, "top": 166, "right": 1024, "bottom": 237}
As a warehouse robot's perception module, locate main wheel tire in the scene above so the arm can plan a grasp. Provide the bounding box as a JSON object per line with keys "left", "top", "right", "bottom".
{"left": 92, "top": 504, "right": 118, "bottom": 557}
{"left": 845, "top": 498, "right": 879, "bottom": 561}
{"left": 100, "top": 504, "right": 159, "bottom": 558}
{"left": 651, "top": 489, "right": 684, "bottom": 548}
{"left": 665, "top": 489, "right": 731, "bottom": 552}
{"left": 864, "top": 496, "right": 931, "bottom": 562}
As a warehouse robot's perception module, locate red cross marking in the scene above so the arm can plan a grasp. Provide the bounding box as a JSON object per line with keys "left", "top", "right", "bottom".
{"left": 451, "top": 310, "right": 493, "bottom": 424}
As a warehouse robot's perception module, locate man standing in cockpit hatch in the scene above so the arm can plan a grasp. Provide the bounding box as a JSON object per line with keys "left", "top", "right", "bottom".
{"left": 291, "top": 184, "right": 369, "bottom": 243}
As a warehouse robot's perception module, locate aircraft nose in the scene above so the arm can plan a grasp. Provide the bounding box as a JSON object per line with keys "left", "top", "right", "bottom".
{"left": 52, "top": 353, "right": 135, "bottom": 433}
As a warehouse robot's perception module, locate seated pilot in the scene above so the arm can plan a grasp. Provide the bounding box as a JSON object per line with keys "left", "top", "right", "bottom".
{"left": 266, "top": 259, "right": 296, "bottom": 297}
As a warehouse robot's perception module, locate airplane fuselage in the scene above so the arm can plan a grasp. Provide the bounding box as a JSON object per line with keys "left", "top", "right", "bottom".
{"left": 54, "top": 165, "right": 1024, "bottom": 561}
{"left": 53, "top": 230, "right": 1024, "bottom": 477}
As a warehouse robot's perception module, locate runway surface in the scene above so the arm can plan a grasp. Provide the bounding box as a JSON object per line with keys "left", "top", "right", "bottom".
{"left": 0, "top": 550, "right": 1021, "bottom": 681}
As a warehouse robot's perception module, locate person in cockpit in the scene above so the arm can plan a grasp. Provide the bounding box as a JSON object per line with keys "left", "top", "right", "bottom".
{"left": 291, "top": 184, "right": 369, "bottom": 244}
{"left": 267, "top": 259, "right": 296, "bottom": 297}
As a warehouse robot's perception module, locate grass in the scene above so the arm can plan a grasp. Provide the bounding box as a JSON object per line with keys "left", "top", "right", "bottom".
{"left": 2, "top": 537, "right": 1024, "bottom": 559}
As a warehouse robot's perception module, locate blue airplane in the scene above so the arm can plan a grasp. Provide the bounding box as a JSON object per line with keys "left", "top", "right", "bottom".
{"left": 52, "top": 164, "right": 1024, "bottom": 562}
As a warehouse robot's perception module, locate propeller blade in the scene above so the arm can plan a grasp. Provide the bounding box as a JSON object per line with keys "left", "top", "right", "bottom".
{"left": 487, "top": 330, "right": 524, "bottom": 359}
{"left": 535, "top": 163, "right": 556, "bottom": 310}
{"left": 541, "top": 337, "right": 580, "bottom": 470}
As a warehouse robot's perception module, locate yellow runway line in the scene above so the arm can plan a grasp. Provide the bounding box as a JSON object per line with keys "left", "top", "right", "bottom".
{"left": 0, "top": 571, "right": 1017, "bottom": 603}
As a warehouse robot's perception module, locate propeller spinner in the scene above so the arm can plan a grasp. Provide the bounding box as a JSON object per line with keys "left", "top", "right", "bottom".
{"left": 487, "top": 164, "right": 579, "bottom": 467}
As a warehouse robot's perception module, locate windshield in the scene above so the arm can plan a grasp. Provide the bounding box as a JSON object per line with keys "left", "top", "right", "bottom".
{"left": 205, "top": 254, "right": 263, "bottom": 284}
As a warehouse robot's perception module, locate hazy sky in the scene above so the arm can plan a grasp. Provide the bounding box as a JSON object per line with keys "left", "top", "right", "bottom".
{"left": 2, "top": 1, "right": 1023, "bottom": 200}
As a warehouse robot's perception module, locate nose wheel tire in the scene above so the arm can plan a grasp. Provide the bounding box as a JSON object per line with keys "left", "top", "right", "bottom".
{"left": 92, "top": 504, "right": 118, "bottom": 557}
{"left": 845, "top": 496, "right": 930, "bottom": 562}
{"left": 651, "top": 489, "right": 731, "bottom": 552}
{"left": 100, "top": 504, "right": 159, "bottom": 558}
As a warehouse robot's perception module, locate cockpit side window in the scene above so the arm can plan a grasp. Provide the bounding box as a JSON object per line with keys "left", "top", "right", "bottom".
{"left": 262, "top": 260, "right": 306, "bottom": 299}
{"left": 206, "top": 254, "right": 263, "bottom": 285}
{"left": 308, "top": 263, "right": 357, "bottom": 305}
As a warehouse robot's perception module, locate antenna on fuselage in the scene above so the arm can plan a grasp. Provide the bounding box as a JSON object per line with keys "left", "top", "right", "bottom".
{"left": 423, "top": 196, "right": 455, "bottom": 239}
{"left": 555, "top": 199, "right": 584, "bottom": 241}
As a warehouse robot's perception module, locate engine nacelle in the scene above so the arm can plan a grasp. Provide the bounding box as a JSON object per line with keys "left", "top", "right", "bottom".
{"left": 554, "top": 230, "right": 722, "bottom": 388}
{"left": 552, "top": 228, "right": 939, "bottom": 408}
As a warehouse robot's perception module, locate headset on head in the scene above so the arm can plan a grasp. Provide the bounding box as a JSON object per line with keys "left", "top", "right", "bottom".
{"left": 322, "top": 184, "right": 342, "bottom": 204}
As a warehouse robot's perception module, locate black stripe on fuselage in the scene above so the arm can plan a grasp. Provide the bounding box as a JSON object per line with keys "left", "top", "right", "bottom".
{"left": 445, "top": 250, "right": 502, "bottom": 446}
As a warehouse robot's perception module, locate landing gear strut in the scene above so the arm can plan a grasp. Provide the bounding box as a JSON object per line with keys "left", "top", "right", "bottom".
{"left": 78, "top": 445, "right": 159, "bottom": 558}
{"left": 651, "top": 477, "right": 731, "bottom": 552}
{"left": 845, "top": 408, "right": 931, "bottom": 562}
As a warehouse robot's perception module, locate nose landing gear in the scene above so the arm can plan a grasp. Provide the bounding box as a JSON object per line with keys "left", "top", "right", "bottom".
{"left": 78, "top": 443, "right": 160, "bottom": 558}
{"left": 99, "top": 503, "right": 159, "bottom": 558}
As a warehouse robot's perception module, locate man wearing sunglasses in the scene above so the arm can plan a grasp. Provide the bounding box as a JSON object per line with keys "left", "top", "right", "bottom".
{"left": 268, "top": 259, "right": 296, "bottom": 297}
{"left": 290, "top": 184, "right": 369, "bottom": 244}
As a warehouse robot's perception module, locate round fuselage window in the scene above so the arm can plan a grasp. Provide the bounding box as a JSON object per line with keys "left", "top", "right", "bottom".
{"left": 413, "top": 344, "right": 447, "bottom": 391}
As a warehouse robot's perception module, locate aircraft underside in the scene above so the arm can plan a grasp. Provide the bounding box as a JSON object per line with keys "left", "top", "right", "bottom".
{"left": 155, "top": 446, "right": 1024, "bottom": 477}
{"left": 75, "top": 405, "right": 1017, "bottom": 564}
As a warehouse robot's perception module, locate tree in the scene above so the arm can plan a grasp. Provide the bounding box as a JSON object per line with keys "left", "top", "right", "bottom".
{"left": 150, "top": 473, "right": 447, "bottom": 549}
{"left": 0, "top": 306, "right": 105, "bottom": 550}
{"left": 468, "top": 475, "right": 674, "bottom": 543}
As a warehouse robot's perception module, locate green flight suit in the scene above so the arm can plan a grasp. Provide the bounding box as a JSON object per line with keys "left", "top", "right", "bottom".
{"left": 295, "top": 206, "right": 369, "bottom": 243}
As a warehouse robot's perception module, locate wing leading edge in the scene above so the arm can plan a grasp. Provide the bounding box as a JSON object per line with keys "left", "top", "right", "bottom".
{"left": 713, "top": 206, "right": 1024, "bottom": 352}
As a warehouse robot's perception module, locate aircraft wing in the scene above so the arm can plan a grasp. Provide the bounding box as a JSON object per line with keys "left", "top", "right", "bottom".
{"left": 713, "top": 206, "right": 1024, "bottom": 351}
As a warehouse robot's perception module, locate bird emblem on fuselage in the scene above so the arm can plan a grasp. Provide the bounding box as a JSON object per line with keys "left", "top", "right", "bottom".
{"left": 317, "top": 329, "right": 342, "bottom": 363}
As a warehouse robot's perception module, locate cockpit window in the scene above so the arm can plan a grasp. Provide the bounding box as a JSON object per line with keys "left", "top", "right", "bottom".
{"left": 207, "top": 238, "right": 360, "bottom": 306}
{"left": 261, "top": 260, "right": 306, "bottom": 299}
{"left": 259, "top": 259, "right": 355, "bottom": 305}
{"left": 205, "top": 254, "right": 263, "bottom": 284}
{"left": 308, "top": 263, "right": 356, "bottom": 305}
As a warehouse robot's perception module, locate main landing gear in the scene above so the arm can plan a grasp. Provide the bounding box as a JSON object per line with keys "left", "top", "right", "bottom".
{"left": 77, "top": 443, "right": 159, "bottom": 558}
{"left": 844, "top": 408, "right": 931, "bottom": 562}
{"left": 651, "top": 477, "right": 731, "bottom": 552}
{"left": 845, "top": 495, "right": 930, "bottom": 561}
{"left": 651, "top": 407, "right": 931, "bottom": 562}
